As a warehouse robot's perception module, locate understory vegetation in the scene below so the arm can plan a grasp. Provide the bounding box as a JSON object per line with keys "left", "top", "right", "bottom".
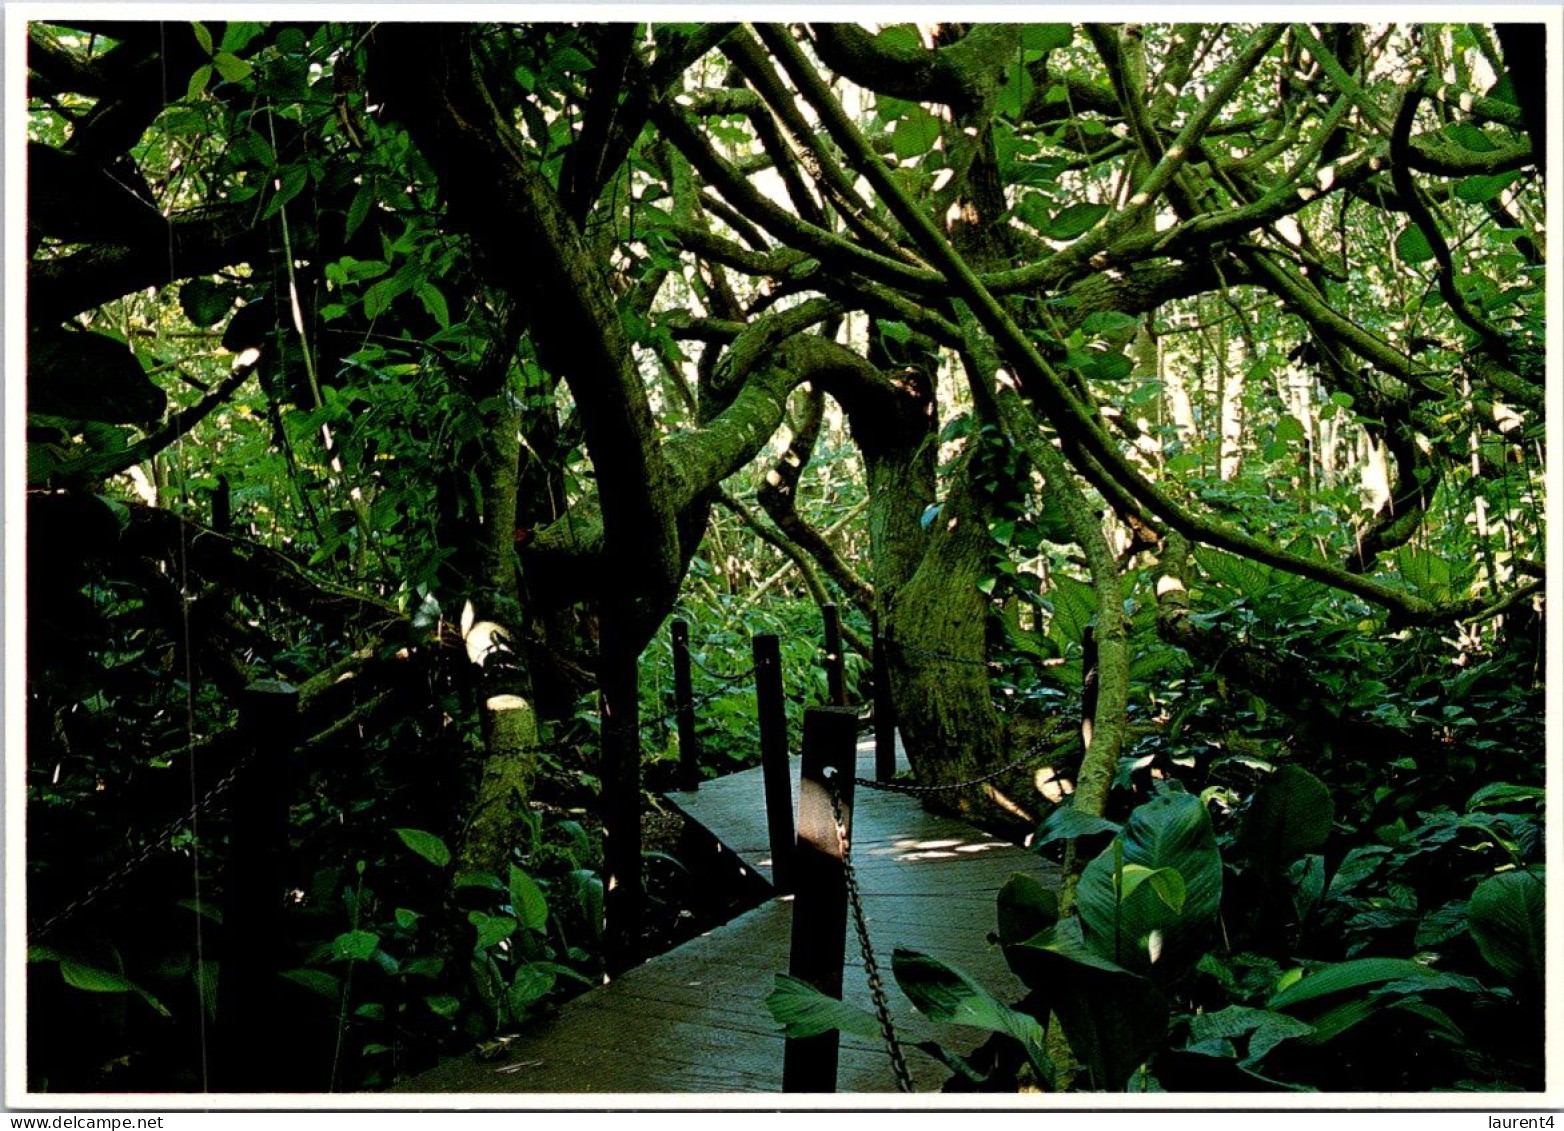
{"left": 19, "top": 18, "right": 1547, "bottom": 1094}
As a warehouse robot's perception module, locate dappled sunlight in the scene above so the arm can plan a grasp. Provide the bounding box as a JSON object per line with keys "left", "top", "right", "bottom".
{"left": 865, "top": 834, "right": 1011, "bottom": 863}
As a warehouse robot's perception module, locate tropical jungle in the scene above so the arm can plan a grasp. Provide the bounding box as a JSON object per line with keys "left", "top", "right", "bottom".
{"left": 16, "top": 17, "right": 1550, "bottom": 1095}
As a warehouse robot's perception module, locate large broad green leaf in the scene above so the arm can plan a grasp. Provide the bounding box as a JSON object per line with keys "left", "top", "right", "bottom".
{"left": 1467, "top": 869, "right": 1544, "bottom": 988}
{"left": 1032, "top": 804, "right": 1120, "bottom": 850}
{"left": 765, "top": 974, "right": 881, "bottom": 1041}
{"left": 1077, "top": 793, "right": 1222, "bottom": 973}
{"left": 996, "top": 872, "right": 1059, "bottom": 946}
{"left": 1241, "top": 765, "right": 1335, "bottom": 871}
{"left": 1007, "top": 924, "right": 1168, "bottom": 1091}
{"left": 1267, "top": 957, "right": 1435, "bottom": 1011}
{"left": 892, "top": 949, "right": 1044, "bottom": 1048}
{"left": 1011, "top": 917, "right": 1135, "bottom": 978}
{"left": 891, "top": 949, "right": 1051, "bottom": 1081}
{"left": 1466, "top": 782, "right": 1544, "bottom": 811}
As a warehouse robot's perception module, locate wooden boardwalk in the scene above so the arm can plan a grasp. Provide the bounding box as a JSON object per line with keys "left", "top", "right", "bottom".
{"left": 397, "top": 737, "right": 1058, "bottom": 1094}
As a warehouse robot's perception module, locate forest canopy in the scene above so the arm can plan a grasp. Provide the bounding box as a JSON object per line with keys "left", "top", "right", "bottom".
{"left": 14, "top": 17, "right": 1551, "bottom": 1095}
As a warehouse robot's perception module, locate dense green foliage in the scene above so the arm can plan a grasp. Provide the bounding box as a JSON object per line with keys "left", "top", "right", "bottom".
{"left": 20, "top": 18, "right": 1546, "bottom": 1094}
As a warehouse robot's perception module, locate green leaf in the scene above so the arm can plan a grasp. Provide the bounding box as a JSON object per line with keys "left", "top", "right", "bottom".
{"left": 1445, "top": 121, "right": 1496, "bottom": 153}
{"left": 1077, "top": 793, "right": 1222, "bottom": 973}
{"left": 331, "top": 930, "right": 381, "bottom": 962}
{"left": 1466, "top": 782, "right": 1544, "bottom": 811}
{"left": 1013, "top": 918, "right": 1135, "bottom": 976}
{"left": 765, "top": 974, "right": 881, "bottom": 1041}
{"left": 997, "top": 872, "right": 1060, "bottom": 947}
{"left": 1021, "top": 24, "right": 1074, "bottom": 52}
{"left": 994, "top": 65, "right": 1035, "bottom": 121}
{"left": 1455, "top": 171, "right": 1520, "bottom": 204}
{"left": 875, "top": 318, "right": 913, "bottom": 345}
{"left": 180, "top": 278, "right": 233, "bottom": 328}
{"left": 395, "top": 827, "right": 451, "bottom": 868}
{"left": 425, "top": 992, "right": 462, "bottom": 1019}
{"left": 892, "top": 949, "right": 1047, "bottom": 1056}
{"left": 402, "top": 954, "right": 443, "bottom": 979}
{"left": 345, "top": 183, "right": 374, "bottom": 240}
{"left": 1008, "top": 923, "right": 1169, "bottom": 1091}
{"left": 58, "top": 960, "right": 170, "bottom": 1016}
{"left": 508, "top": 965, "right": 557, "bottom": 1015}
{"left": 469, "top": 911, "right": 517, "bottom": 950}
{"left": 890, "top": 106, "right": 941, "bottom": 161}
{"left": 1081, "top": 310, "right": 1140, "bottom": 339}
{"left": 1118, "top": 864, "right": 1186, "bottom": 916}
{"left": 1273, "top": 415, "right": 1307, "bottom": 444}
{"left": 281, "top": 968, "right": 342, "bottom": 1000}
{"left": 191, "top": 21, "right": 213, "bottom": 54}
{"left": 415, "top": 281, "right": 450, "bottom": 329}
{"left": 1395, "top": 225, "right": 1436, "bottom": 264}
{"left": 508, "top": 864, "right": 549, "bottom": 932}
{"left": 1045, "top": 201, "right": 1109, "bottom": 241}
{"left": 1267, "top": 957, "right": 1435, "bottom": 1011}
{"left": 363, "top": 274, "right": 410, "bottom": 320}
{"left": 186, "top": 64, "right": 213, "bottom": 101}
{"left": 1242, "top": 765, "right": 1335, "bottom": 870}
{"left": 1467, "top": 869, "right": 1544, "bottom": 988}
{"left": 1045, "top": 574, "right": 1096, "bottom": 650}
{"left": 262, "top": 163, "right": 308, "bottom": 221}
{"left": 212, "top": 51, "right": 253, "bottom": 83}
{"left": 221, "top": 21, "right": 264, "bottom": 53}
{"left": 1032, "top": 803, "right": 1121, "bottom": 849}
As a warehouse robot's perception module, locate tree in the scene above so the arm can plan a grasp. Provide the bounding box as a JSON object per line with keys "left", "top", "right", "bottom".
{"left": 22, "top": 19, "right": 1546, "bottom": 1091}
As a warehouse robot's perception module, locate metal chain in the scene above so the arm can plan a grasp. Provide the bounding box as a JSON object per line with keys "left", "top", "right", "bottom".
{"left": 853, "top": 713, "right": 1078, "bottom": 797}
{"left": 31, "top": 749, "right": 255, "bottom": 941}
{"left": 881, "top": 638, "right": 1009, "bottom": 670}
{"left": 685, "top": 654, "right": 758, "bottom": 687}
{"left": 827, "top": 773, "right": 913, "bottom": 1093}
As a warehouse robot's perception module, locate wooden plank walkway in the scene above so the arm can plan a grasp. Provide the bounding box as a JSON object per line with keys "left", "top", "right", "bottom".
{"left": 397, "top": 737, "right": 1058, "bottom": 1094}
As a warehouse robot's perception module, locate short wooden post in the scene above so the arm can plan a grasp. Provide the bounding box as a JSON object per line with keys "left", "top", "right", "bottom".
{"left": 783, "top": 706, "right": 858, "bottom": 1093}
{"left": 219, "top": 679, "right": 297, "bottom": 1091}
{"left": 820, "top": 603, "right": 846, "bottom": 706}
{"left": 671, "top": 619, "right": 700, "bottom": 791}
{"left": 872, "top": 633, "right": 897, "bottom": 782}
{"left": 602, "top": 646, "right": 644, "bottom": 974}
{"left": 753, "top": 632, "right": 794, "bottom": 893}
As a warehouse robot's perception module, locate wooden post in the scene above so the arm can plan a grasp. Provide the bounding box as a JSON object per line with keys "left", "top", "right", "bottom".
{"left": 821, "top": 602, "right": 846, "bottom": 706}
{"left": 753, "top": 632, "right": 794, "bottom": 893}
{"left": 784, "top": 706, "right": 859, "bottom": 1092}
{"left": 872, "top": 632, "right": 897, "bottom": 782}
{"left": 671, "top": 619, "right": 700, "bottom": 791}
{"left": 602, "top": 642, "right": 644, "bottom": 974}
{"left": 219, "top": 679, "right": 297, "bottom": 1091}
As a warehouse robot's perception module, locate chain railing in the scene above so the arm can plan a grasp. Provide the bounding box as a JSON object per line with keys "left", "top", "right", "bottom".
{"left": 30, "top": 747, "right": 255, "bottom": 941}
{"left": 827, "top": 772, "right": 913, "bottom": 1093}
{"left": 852, "top": 712, "right": 1078, "bottom": 798}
